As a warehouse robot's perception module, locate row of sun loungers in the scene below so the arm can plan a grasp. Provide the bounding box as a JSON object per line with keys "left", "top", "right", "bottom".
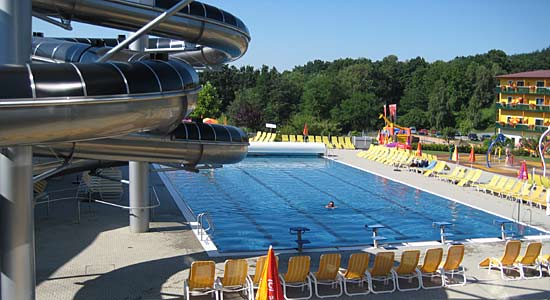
{"left": 475, "top": 174, "right": 548, "bottom": 209}
{"left": 250, "top": 131, "right": 277, "bottom": 142}
{"left": 358, "top": 145, "right": 549, "bottom": 210}
{"left": 479, "top": 240, "right": 549, "bottom": 280}
{"left": 184, "top": 245, "right": 467, "bottom": 300}
{"left": 250, "top": 131, "right": 356, "bottom": 149}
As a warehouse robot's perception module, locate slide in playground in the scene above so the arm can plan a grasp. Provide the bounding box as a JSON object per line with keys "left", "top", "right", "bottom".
{"left": 0, "top": 0, "right": 251, "bottom": 169}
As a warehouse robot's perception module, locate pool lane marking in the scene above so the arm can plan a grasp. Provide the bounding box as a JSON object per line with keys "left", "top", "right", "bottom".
{"left": 331, "top": 158, "right": 550, "bottom": 235}
{"left": 237, "top": 167, "right": 348, "bottom": 243}
{"left": 313, "top": 167, "right": 467, "bottom": 236}
{"left": 207, "top": 178, "right": 276, "bottom": 244}
{"left": 282, "top": 170, "right": 407, "bottom": 238}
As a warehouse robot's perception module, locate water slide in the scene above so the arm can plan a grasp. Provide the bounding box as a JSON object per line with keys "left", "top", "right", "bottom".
{"left": 0, "top": 0, "right": 251, "bottom": 168}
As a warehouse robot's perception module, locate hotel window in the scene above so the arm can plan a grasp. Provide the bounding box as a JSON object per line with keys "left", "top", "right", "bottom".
{"left": 535, "top": 119, "right": 544, "bottom": 126}
{"left": 507, "top": 96, "right": 512, "bottom": 104}
{"left": 508, "top": 80, "right": 514, "bottom": 86}
{"left": 536, "top": 81, "right": 544, "bottom": 87}
{"left": 517, "top": 80, "right": 524, "bottom": 87}
{"left": 536, "top": 98, "right": 544, "bottom": 106}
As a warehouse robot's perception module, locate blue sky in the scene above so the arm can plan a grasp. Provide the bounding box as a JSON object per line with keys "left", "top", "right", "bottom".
{"left": 33, "top": 0, "right": 550, "bottom": 71}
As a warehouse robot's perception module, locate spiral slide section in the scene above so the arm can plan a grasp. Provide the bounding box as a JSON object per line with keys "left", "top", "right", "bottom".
{"left": 0, "top": 0, "right": 251, "bottom": 165}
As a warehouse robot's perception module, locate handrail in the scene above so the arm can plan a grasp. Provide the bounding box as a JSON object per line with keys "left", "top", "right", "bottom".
{"left": 196, "top": 211, "right": 214, "bottom": 241}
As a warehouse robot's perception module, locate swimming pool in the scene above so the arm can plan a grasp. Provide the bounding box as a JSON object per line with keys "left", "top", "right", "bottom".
{"left": 164, "top": 156, "right": 545, "bottom": 252}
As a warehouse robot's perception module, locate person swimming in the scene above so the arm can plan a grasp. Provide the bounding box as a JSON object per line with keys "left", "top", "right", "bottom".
{"left": 325, "top": 201, "right": 336, "bottom": 209}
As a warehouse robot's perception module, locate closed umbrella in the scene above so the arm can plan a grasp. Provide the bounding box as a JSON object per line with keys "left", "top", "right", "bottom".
{"left": 303, "top": 123, "right": 309, "bottom": 142}
{"left": 469, "top": 145, "right": 476, "bottom": 163}
{"left": 256, "top": 246, "right": 283, "bottom": 300}
{"left": 416, "top": 142, "right": 422, "bottom": 157}
{"left": 451, "top": 145, "right": 459, "bottom": 163}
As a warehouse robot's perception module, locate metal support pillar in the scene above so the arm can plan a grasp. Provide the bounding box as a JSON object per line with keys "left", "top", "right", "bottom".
{"left": 0, "top": 147, "right": 35, "bottom": 300}
{"left": 0, "top": 0, "right": 35, "bottom": 299}
{"left": 127, "top": 0, "right": 153, "bottom": 233}
{"left": 129, "top": 162, "right": 150, "bottom": 233}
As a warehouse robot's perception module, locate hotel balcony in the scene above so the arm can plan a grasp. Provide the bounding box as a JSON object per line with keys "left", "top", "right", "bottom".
{"left": 495, "top": 121, "right": 548, "bottom": 133}
{"left": 496, "top": 102, "right": 550, "bottom": 112}
{"left": 495, "top": 86, "right": 550, "bottom": 95}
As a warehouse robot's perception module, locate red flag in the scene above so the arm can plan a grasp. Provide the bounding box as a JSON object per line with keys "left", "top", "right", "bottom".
{"left": 389, "top": 104, "right": 397, "bottom": 120}
{"left": 383, "top": 105, "right": 387, "bottom": 117}
{"left": 303, "top": 123, "right": 309, "bottom": 136}
{"left": 256, "top": 246, "right": 283, "bottom": 300}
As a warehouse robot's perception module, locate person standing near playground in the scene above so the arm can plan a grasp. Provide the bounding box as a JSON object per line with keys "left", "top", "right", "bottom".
{"left": 505, "top": 146, "right": 512, "bottom": 166}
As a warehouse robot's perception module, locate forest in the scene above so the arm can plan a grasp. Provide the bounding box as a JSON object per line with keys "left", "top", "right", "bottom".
{"left": 192, "top": 48, "right": 550, "bottom": 136}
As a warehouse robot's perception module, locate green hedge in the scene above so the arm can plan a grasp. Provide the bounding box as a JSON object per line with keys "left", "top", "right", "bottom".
{"left": 411, "top": 143, "right": 531, "bottom": 157}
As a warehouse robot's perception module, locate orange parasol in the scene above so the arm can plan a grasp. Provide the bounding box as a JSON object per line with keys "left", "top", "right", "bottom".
{"left": 256, "top": 246, "right": 283, "bottom": 300}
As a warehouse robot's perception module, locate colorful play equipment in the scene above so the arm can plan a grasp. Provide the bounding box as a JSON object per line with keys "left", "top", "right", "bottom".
{"left": 378, "top": 114, "right": 412, "bottom": 149}
{"left": 486, "top": 134, "right": 506, "bottom": 168}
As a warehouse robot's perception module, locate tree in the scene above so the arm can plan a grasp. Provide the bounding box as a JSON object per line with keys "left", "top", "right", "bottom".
{"left": 227, "top": 88, "right": 264, "bottom": 130}
{"left": 333, "top": 92, "right": 380, "bottom": 132}
{"left": 190, "top": 82, "right": 222, "bottom": 119}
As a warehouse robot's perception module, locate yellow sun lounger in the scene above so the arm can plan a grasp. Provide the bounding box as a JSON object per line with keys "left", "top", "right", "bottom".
{"left": 322, "top": 136, "right": 334, "bottom": 149}
{"left": 281, "top": 134, "right": 289, "bottom": 142}
{"left": 218, "top": 259, "right": 251, "bottom": 300}
{"left": 250, "top": 131, "right": 261, "bottom": 142}
{"left": 279, "top": 256, "right": 312, "bottom": 300}
{"left": 457, "top": 169, "right": 482, "bottom": 187}
{"left": 474, "top": 175, "right": 501, "bottom": 192}
{"left": 514, "top": 242, "right": 543, "bottom": 279}
{"left": 184, "top": 260, "right": 218, "bottom": 300}
{"left": 310, "top": 253, "right": 343, "bottom": 298}
{"left": 439, "top": 244, "right": 466, "bottom": 287}
{"left": 418, "top": 248, "right": 443, "bottom": 289}
{"left": 338, "top": 253, "right": 369, "bottom": 296}
{"left": 391, "top": 250, "right": 421, "bottom": 292}
{"left": 365, "top": 252, "right": 396, "bottom": 294}
{"left": 479, "top": 240, "right": 521, "bottom": 280}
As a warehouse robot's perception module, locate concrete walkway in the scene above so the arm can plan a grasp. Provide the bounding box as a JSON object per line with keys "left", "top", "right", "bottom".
{"left": 35, "top": 155, "right": 550, "bottom": 300}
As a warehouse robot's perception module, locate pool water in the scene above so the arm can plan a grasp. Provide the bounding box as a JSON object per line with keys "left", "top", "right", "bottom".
{"left": 165, "top": 156, "right": 544, "bottom": 252}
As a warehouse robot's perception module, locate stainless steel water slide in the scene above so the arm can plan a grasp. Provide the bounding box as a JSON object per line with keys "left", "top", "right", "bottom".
{"left": 0, "top": 0, "right": 251, "bottom": 166}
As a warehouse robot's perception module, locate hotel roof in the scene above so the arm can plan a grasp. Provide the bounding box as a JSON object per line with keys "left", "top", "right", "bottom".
{"left": 496, "top": 70, "right": 550, "bottom": 78}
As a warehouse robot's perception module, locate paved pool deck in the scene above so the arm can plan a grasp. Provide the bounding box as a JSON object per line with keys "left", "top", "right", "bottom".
{"left": 36, "top": 150, "right": 550, "bottom": 299}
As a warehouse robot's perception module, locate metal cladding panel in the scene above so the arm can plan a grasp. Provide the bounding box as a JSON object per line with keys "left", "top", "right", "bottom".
{"left": 185, "top": 123, "right": 200, "bottom": 140}
{"left": 0, "top": 65, "right": 32, "bottom": 99}
{"left": 34, "top": 42, "right": 58, "bottom": 59}
{"left": 204, "top": 4, "right": 223, "bottom": 22}
{"left": 52, "top": 43, "right": 90, "bottom": 62}
{"left": 31, "top": 64, "right": 85, "bottom": 98}
{"left": 113, "top": 62, "right": 160, "bottom": 94}
{"left": 213, "top": 125, "right": 231, "bottom": 142}
{"left": 140, "top": 60, "right": 183, "bottom": 92}
{"left": 222, "top": 12, "right": 237, "bottom": 27}
{"left": 225, "top": 126, "right": 248, "bottom": 143}
{"left": 189, "top": 2, "right": 205, "bottom": 17}
{"left": 77, "top": 63, "right": 128, "bottom": 96}
{"left": 197, "top": 123, "right": 215, "bottom": 140}
{"left": 166, "top": 60, "right": 198, "bottom": 89}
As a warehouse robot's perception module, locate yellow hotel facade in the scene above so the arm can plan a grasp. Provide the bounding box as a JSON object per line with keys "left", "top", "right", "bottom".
{"left": 496, "top": 70, "right": 550, "bottom": 142}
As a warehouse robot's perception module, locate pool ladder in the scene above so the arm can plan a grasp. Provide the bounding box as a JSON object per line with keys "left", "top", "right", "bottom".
{"left": 197, "top": 212, "right": 214, "bottom": 241}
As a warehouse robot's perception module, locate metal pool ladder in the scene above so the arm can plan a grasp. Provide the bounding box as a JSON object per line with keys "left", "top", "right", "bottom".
{"left": 197, "top": 212, "right": 214, "bottom": 241}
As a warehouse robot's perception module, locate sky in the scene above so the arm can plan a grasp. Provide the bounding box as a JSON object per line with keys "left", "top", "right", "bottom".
{"left": 33, "top": 0, "right": 550, "bottom": 71}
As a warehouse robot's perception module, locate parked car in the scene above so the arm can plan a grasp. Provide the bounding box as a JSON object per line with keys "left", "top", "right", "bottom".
{"left": 435, "top": 132, "right": 442, "bottom": 138}
{"left": 410, "top": 127, "right": 417, "bottom": 134}
{"left": 418, "top": 129, "right": 429, "bottom": 136}
{"left": 480, "top": 134, "right": 492, "bottom": 141}
{"left": 468, "top": 133, "right": 479, "bottom": 141}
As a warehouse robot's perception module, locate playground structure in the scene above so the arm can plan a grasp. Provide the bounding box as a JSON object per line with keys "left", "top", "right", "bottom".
{"left": 378, "top": 114, "right": 412, "bottom": 149}
{"left": 486, "top": 133, "right": 507, "bottom": 168}
{"left": 0, "top": 0, "right": 250, "bottom": 298}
